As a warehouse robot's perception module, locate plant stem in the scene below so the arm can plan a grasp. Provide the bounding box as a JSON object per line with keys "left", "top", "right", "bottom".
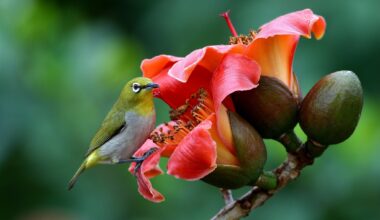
{"left": 277, "top": 130, "right": 303, "bottom": 153}
{"left": 212, "top": 132, "right": 316, "bottom": 220}
{"left": 255, "top": 171, "right": 278, "bottom": 190}
{"left": 305, "top": 139, "right": 328, "bottom": 158}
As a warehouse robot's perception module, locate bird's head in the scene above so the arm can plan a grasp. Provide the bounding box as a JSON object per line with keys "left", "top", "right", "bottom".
{"left": 120, "top": 77, "right": 159, "bottom": 107}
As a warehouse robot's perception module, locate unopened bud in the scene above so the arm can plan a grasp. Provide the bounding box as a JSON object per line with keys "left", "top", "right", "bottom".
{"left": 232, "top": 76, "right": 299, "bottom": 139}
{"left": 299, "top": 71, "right": 363, "bottom": 145}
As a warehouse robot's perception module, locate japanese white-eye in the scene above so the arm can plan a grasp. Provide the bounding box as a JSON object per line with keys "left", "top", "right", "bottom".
{"left": 68, "top": 77, "right": 158, "bottom": 190}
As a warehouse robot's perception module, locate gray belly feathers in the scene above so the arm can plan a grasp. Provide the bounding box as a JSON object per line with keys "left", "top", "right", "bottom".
{"left": 98, "top": 111, "right": 155, "bottom": 164}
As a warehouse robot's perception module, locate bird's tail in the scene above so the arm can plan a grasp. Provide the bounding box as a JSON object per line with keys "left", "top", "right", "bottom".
{"left": 68, "top": 162, "right": 86, "bottom": 190}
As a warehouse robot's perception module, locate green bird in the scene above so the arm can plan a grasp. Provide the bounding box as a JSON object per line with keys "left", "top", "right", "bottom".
{"left": 68, "top": 77, "right": 159, "bottom": 190}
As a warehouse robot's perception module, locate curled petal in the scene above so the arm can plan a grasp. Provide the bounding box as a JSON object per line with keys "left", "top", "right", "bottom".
{"left": 141, "top": 55, "right": 182, "bottom": 79}
{"left": 168, "top": 48, "right": 204, "bottom": 83}
{"left": 135, "top": 171, "right": 165, "bottom": 203}
{"left": 311, "top": 16, "right": 326, "bottom": 40}
{"left": 245, "top": 35, "right": 298, "bottom": 90}
{"left": 168, "top": 45, "right": 245, "bottom": 83}
{"left": 167, "top": 119, "right": 217, "bottom": 180}
{"left": 211, "top": 53, "right": 261, "bottom": 113}
{"left": 256, "top": 8, "right": 326, "bottom": 40}
{"left": 129, "top": 140, "right": 164, "bottom": 202}
{"left": 245, "top": 9, "right": 326, "bottom": 92}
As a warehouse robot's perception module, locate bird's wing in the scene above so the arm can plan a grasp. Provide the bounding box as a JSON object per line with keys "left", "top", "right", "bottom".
{"left": 85, "top": 109, "right": 126, "bottom": 157}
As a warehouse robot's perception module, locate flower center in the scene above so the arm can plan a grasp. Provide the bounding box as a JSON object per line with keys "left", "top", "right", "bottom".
{"left": 150, "top": 88, "right": 214, "bottom": 147}
{"left": 229, "top": 30, "right": 257, "bottom": 45}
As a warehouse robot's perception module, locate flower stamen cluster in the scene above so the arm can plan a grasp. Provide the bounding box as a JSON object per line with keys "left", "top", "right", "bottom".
{"left": 150, "top": 88, "right": 214, "bottom": 147}
{"left": 229, "top": 30, "right": 257, "bottom": 45}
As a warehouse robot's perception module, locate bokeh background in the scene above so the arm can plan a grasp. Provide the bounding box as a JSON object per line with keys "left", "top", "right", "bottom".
{"left": 1, "top": 0, "right": 379, "bottom": 219}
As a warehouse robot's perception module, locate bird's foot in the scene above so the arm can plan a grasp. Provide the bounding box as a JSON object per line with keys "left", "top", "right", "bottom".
{"left": 118, "top": 147, "right": 159, "bottom": 175}
{"left": 132, "top": 147, "right": 159, "bottom": 175}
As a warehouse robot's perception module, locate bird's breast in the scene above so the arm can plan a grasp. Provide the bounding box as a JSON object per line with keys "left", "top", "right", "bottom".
{"left": 98, "top": 110, "right": 156, "bottom": 163}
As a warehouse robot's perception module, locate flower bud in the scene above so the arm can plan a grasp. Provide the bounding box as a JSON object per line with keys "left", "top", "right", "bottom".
{"left": 232, "top": 76, "right": 299, "bottom": 139}
{"left": 299, "top": 71, "right": 363, "bottom": 145}
{"left": 202, "top": 111, "right": 267, "bottom": 189}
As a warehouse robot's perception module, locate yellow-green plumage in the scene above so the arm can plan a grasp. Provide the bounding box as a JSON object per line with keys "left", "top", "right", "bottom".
{"left": 68, "top": 77, "right": 158, "bottom": 190}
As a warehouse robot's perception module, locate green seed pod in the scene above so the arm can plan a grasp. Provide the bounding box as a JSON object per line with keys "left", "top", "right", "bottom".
{"left": 232, "top": 76, "right": 299, "bottom": 139}
{"left": 202, "top": 111, "right": 267, "bottom": 189}
{"left": 299, "top": 70, "right": 363, "bottom": 145}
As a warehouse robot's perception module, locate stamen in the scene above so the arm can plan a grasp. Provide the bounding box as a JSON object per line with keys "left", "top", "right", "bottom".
{"left": 229, "top": 29, "right": 257, "bottom": 45}
{"left": 199, "top": 101, "right": 214, "bottom": 113}
{"left": 170, "top": 103, "right": 189, "bottom": 120}
{"left": 220, "top": 10, "right": 238, "bottom": 37}
{"left": 249, "top": 30, "right": 257, "bottom": 38}
{"left": 150, "top": 88, "right": 216, "bottom": 148}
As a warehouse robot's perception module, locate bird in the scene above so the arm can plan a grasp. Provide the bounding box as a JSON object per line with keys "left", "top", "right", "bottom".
{"left": 68, "top": 77, "right": 159, "bottom": 190}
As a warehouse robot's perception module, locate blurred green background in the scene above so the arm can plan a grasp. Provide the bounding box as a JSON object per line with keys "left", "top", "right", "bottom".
{"left": 1, "top": 0, "right": 379, "bottom": 219}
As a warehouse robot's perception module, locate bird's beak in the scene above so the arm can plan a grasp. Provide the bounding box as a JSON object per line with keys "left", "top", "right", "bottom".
{"left": 145, "top": 82, "right": 159, "bottom": 89}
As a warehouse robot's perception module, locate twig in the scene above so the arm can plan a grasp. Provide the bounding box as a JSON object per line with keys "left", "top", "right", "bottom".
{"left": 211, "top": 146, "right": 315, "bottom": 220}
{"left": 220, "top": 189, "right": 234, "bottom": 205}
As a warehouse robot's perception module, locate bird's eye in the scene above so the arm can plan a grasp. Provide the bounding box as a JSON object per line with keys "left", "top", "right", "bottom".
{"left": 132, "top": 83, "right": 141, "bottom": 93}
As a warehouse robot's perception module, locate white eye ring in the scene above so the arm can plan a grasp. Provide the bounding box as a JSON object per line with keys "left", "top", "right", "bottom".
{"left": 132, "top": 83, "right": 141, "bottom": 93}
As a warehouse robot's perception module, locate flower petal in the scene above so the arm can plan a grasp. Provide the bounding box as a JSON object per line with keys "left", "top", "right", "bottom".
{"left": 151, "top": 65, "right": 213, "bottom": 109}
{"left": 210, "top": 53, "right": 261, "bottom": 148}
{"left": 168, "top": 48, "right": 204, "bottom": 83}
{"left": 207, "top": 111, "right": 239, "bottom": 165}
{"left": 245, "top": 35, "right": 298, "bottom": 89}
{"left": 255, "top": 9, "right": 326, "bottom": 40}
{"left": 211, "top": 53, "right": 261, "bottom": 113}
{"left": 245, "top": 9, "right": 326, "bottom": 93}
{"left": 128, "top": 140, "right": 165, "bottom": 202}
{"left": 167, "top": 119, "right": 217, "bottom": 180}
{"left": 135, "top": 171, "right": 165, "bottom": 203}
{"left": 141, "top": 55, "right": 182, "bottom": 79}
{"left": 168, "top": 45, "right": 245, "bottom": 83}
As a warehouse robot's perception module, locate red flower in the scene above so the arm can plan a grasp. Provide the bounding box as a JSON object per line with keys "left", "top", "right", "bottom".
{"left": 130, "top": 9, "right": 326, "bottom": 202}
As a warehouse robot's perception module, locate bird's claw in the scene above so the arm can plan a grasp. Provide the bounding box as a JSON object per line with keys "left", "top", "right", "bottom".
{"left": 117, "top": 147, "right": 158, "bottom": 175}
{"left": 132, "top": 147, "right": 159, "bottom": 175}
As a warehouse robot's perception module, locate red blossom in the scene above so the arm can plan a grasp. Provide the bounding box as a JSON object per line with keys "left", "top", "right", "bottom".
{"left": 131, "top": 8, "right": 326, "bottom": 202}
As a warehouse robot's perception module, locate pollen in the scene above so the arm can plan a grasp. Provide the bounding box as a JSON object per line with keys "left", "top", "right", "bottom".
{"left": 150, "top": 88, "right": 214, "bottom": 147}
{"left": 229, "top": 30, "right": 257, "bottom": 45}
